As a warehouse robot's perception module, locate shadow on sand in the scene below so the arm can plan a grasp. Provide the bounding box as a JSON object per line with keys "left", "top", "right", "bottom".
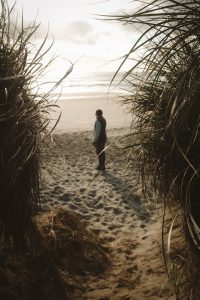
{"left": 101, "top": 171, "right": 150, "bottom": 222}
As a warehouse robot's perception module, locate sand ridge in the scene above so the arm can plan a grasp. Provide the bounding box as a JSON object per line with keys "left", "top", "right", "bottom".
{"left": 40, "top": 128, "right": 174, "bottom": 300}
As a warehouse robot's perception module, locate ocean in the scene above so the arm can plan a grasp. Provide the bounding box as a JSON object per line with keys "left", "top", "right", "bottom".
{"left": 63, "top": 71, "right": 125, "bottom": 93}
{"left": 39, "top": 71, "right": 129, "bottom": 101}
{"left": 42, "top": 71, "right": 133, "bottom": 132}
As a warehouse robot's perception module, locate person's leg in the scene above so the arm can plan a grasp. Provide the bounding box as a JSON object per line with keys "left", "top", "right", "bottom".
{"left": 99, "top": 143, "right": 105, "bottom": 168}
{"left": 96, "top": 142, "right": 105, "bottom": 169}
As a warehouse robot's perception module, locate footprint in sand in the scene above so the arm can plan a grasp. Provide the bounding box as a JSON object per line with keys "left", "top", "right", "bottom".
{"left": 124, "top": 205, "right": 131, "bottom": 210}
{"left": 52, "top": 186, "right": 65, "bottom": 195}
{"left": 140, "top": 224, "right": 146, "bottom": 228}
{"left": 58, "top": 193, "right": 71, "bottom": 202}
{"left": 113, "top": 207, "right": 122, "bottom": 215}
{"left": 79, "top": 207, "right": 89, "bottom": 214}
{"left": 93, "top": 214, "right": 100, "bottom": 222}
{"left": 87, "top": 190, "right": 96, "bottom": 197}
{"left": 81, "top": 214, "right": 91, "bottom": 221}
{"left": 126, "top": 265, "right": 138, "bottom": 273}
{"left": 108, "top": 224, "right": 118, "bottom": 230}
{"left": 128, "top": 255, "right": 138, "bottom": 262}
{"left": 104, "top": 206, "right": 114, "bottom": 212}
{"left": 68, "top": 203, "right": 79, "bottom": 211}
{"left": 87, "top": 172, "right": 93, "bottom": 176}
{"left": 91, "top": 227, "right": 101, "bottom": 234}
{"left": 89, "top": 199, "right": 99, "bottom": 206}
{"left": 85, "top": 203, "right": 95, "bottom": 211}
{"left": 74, "top": 197, "right": 81, "bottom": 203}
{"left": 106, "top": 236, "right": 115, "bottom": 242}
{"left": 146, "top": 268, "right": 153, "bottom": 275}
{"left": 96, "top": 203, "right": 104, "bottom": 209}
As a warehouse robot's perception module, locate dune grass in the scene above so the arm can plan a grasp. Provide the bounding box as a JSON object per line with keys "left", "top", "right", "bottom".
{"left": 110, "top": 0, "right": 200, "bottom": 298}
{"left": 0, "top": 0, "right": 71, "bottom": 253}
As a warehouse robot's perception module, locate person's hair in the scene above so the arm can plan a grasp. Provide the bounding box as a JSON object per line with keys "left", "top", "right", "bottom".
{"left": 96, "top": 109, "right": 103, "bottom": 116}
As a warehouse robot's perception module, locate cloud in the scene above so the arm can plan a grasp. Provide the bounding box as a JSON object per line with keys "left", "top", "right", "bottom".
{"left": 56, "top": 20, "right": 95, "bottom": 44}
{"left": 61, "top": 22, "right": 114, "bottom": 46}
{"left": 27, "top": 19, "right": 96, "bottom": 45}
{"left": 66, "top": 20, "right": 93, "bottom": 36}
{"left": 26, "top": 20, "right": 112, "bottom": 46}
{"left": 95, "top": 31, "right": 111, "bottom": 40}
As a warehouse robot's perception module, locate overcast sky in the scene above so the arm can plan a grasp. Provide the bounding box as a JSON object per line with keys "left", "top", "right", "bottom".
{"left": 8, "top": 0, "right": 139, "bottom": 79}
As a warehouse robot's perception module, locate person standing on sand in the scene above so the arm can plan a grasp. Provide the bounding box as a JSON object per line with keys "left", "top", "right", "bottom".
{"left": 93, "top": 109, "right": 107, "bottom": 171}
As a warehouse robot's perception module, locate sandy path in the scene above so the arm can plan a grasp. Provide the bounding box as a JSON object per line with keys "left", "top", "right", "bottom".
{"left": 40, "top": 129, "right": 174, "bottom": 300}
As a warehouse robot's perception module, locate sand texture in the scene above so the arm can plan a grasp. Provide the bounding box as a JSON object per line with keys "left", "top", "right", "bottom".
{"left": 40, "top": 128, "right": 175, "bottom": 300}
{"left": 50, "top": 95, "right": 132, "bottom": 133}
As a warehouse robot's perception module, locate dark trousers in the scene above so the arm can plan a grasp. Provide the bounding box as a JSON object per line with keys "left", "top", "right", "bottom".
{"left": 96, "top": 142, "right": 106, "bottom": 168}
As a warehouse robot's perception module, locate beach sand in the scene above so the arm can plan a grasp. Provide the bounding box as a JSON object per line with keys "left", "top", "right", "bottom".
{"left": 49, "top": 93, "right": 132, "bottom": 133}
{"left": 39, "top": 95, "right": 175, "bottom": 299}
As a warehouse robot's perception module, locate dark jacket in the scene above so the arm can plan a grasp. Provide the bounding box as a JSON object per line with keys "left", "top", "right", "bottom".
{"left": 94, "top": 116, "right": 107, "bottom": 144}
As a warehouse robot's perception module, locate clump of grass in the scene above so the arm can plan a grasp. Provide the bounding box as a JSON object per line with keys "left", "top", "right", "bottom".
{"left": 110, "top": 0, "right": 200, "bottom": 297}
{"left": 0, "top": 0, "right": 71, "bottom": 252}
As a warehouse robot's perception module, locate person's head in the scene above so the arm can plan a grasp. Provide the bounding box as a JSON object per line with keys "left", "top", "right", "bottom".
{"left": 96, "top": 109, "right": 103, "bottom": 118}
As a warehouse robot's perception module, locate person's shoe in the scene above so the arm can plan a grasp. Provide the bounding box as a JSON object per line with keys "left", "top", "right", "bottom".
{"left": 96, "top": 166, "right": 105, "bottom": 171}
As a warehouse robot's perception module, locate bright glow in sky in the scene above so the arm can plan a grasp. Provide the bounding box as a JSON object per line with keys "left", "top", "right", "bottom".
{"left": 8, "top": 0, "right": 139, "bottom": 80}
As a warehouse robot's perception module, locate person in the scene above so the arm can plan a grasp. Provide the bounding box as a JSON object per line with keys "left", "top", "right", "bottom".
{"left": 93, "top": 109, "right": 107, "bottom": 170}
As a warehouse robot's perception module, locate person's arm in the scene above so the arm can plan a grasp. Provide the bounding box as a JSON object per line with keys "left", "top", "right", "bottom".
{"left": 94, "top": 120, "right": 101, "bottom": 144}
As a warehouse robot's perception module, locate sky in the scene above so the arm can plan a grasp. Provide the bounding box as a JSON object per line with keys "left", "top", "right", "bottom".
{"left": 8, "top": 0, "right": 140, "bottom": 81}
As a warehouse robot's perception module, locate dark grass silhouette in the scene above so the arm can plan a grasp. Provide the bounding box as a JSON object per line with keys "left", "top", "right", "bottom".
{"left": 109, "top": 0, "right": 200, "bottom": 298}
{"left": 0, "top": 0, "right": 71, "bottom": 252}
